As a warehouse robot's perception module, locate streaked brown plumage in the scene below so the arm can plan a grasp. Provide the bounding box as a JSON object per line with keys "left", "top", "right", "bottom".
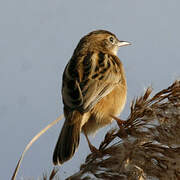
{"left": 53, "top": 30, "right": 131, "bottom": 165}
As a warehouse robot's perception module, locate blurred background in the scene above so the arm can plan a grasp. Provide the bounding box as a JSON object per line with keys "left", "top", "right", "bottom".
{"left": 0, "top": 0, "right": 180, "bottom": 179}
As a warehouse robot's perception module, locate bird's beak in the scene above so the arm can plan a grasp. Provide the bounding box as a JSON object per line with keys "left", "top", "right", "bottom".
{"left": 117, "top": 41, "right": 131, "bottom": 47}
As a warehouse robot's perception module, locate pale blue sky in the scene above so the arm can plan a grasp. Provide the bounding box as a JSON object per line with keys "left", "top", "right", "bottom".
{"left": 0, "top": 0, "right": 180, "bottom": 179}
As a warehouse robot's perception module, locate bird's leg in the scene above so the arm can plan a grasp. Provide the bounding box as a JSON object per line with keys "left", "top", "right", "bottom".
{"left": 84, "top": 131, "right": 99, "bottom": 153}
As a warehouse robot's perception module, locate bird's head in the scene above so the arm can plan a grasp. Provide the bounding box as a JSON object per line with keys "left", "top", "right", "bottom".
{"left": 74, "top": 30, "right": 131, "bottom": 56}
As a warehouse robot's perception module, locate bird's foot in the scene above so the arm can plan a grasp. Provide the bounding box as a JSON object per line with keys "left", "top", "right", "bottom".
{"left": 111, "top": 115, "right": 127, "bottom": 138}
{"left": 88, "top": 143, "right": 99, "bottom": 153}
{"left": 110, "top": 115, "right": 125, "bottom": 128}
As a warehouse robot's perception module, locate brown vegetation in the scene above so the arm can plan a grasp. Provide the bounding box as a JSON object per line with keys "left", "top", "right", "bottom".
{"left": 66, "top": 81, "right": 180, "bottom": 180}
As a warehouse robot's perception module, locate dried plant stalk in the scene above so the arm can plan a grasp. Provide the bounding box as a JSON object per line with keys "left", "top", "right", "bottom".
{"left": 11, "top": 115, "right": 63, "bottom": 180}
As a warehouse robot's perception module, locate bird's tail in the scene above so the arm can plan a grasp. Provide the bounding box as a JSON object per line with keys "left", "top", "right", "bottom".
{"left": 53, "top": 111, "right": 82, "bottom": 165}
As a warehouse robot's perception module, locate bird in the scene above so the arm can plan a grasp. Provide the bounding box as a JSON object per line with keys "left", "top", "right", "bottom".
{"left": 53, "top": 30, "right": 131, "bottom": 165}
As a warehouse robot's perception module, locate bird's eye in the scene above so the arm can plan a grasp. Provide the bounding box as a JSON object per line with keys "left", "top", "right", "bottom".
{"left": 109, "top": 36, "right": 114, "bottom": 43}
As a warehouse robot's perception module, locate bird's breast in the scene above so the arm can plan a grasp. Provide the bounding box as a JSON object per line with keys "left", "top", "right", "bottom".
{"left": 93, "top": 83, "right": 127, "bottom": 121}
{"left": 82, "top": 82, "right": 127, "bottom": 135}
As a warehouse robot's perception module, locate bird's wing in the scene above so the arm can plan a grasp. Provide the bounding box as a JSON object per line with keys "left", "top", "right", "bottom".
{"left": 62, "top": 51, "right": 122, "bottom": 113}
